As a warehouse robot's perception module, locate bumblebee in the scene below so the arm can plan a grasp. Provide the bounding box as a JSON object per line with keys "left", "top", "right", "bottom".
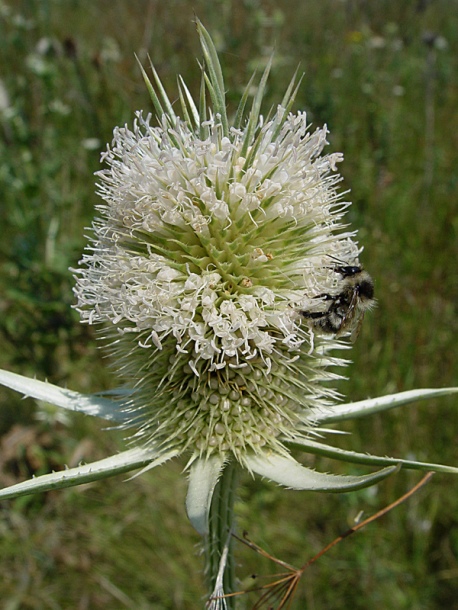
{"left": 301, "top": 264, "right": 375, "bottom": 340}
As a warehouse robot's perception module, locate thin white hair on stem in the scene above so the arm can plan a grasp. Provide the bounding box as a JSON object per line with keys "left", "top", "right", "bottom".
{"left": 206, "top": 529, "right": 232, "bottom": 610}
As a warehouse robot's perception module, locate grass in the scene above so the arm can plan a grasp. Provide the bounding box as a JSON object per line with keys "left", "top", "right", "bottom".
{"left": 0, "top": 0, "right": 457, "bottom": 608}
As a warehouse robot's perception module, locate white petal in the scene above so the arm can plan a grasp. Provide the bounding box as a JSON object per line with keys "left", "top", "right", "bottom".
{"left": 311, "top": 387, "right": 458, "bottom": 424}
{"left": 0, "top": 369, "right": 129, "bottom": 423}
{"left": 245, "top": 453, "right": 398, "bottom": 491}
{"left": 0, "top": 447, "right": 159, "bottom": 500}
{"left": 186, "top": 455, "right": 225, "bottom": 535}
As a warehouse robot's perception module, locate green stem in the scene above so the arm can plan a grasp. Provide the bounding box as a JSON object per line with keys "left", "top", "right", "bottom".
{"left": 206, "top": 460, "right": 240, "bottom": 609}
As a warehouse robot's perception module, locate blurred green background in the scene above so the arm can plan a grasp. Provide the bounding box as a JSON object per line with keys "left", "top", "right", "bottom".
{"left": 0, "top": 1, "right": 457, "bottom": 608}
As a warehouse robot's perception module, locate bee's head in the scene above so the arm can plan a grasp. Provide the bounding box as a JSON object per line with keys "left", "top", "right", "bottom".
{"left": 336, "top": 265, "right": 362, "bottom": 278}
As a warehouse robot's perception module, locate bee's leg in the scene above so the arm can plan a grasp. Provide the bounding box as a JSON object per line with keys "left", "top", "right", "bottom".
{"left": 300, "top": 310, "right": 326, "bottom": 320}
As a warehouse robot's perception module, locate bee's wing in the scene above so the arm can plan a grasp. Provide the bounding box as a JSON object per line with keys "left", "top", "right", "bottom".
{"left": 349, "top": 311, "right": 366, "bottom": 342}
{"left": 336, "top": 289, "right": 360, "bottom": 338}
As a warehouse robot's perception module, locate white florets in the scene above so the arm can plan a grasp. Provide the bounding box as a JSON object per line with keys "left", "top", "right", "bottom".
{"left": 73, "top": 107, "right": 360, "bottom": 460}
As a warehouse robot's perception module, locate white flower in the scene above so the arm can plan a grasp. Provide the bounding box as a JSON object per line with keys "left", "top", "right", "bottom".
{"left": 72, "top": 67, "right": 361, "bottom": 467}
{"left": 1, "top": 22, "right": 456, "bottom": 541}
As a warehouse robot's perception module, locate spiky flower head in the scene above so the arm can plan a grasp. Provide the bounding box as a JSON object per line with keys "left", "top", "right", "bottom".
{"left": 73, "top": 23, "right": 362, "bottom": 467}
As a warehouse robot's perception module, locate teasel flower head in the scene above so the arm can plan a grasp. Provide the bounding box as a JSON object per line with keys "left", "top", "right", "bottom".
{"left": 72, "top": 22, "right": 396, "bottom": 528}
{"left": 1, "top": 22, "right": 456, "bottom": 548}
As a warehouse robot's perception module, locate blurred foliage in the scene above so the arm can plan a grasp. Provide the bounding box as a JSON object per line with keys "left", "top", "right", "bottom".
{"left": 0, "top": 0, "right": 456, "bottom": 608}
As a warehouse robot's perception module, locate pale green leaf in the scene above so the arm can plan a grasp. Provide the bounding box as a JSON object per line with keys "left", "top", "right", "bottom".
{"left": 198, "top": 63, "right": 207, "bottom": 139}
{"left": 280, "top": 66, "right": 302, "bottom": 110}
{"left": 136, "top": 55, "right": 177, "bottom": 127}
{"left": 136, "top": 56, "right": 165, "bottom": 120}
{"left": 0, "top": 369, "right": 129, "bottom": 423}
{"left": 129, "top": 449, "right": 180, "bottom": 478}
{"left": 270, "top": 68, "right": 303, "bottom": 141}
{"left": 178, "top": 75, "right": 200, "bottom": 130}
{"left": 0, "top": 447, "right": 158, "bottom": 500}
{"left": 241, "top": 55, "right": 273, "bottom": 161}
{"left": 233, "top": 72, "right": 256, "bottom": 131}
{"left": 287, "top": 438, "right": 458, "bottom": 474}
{"left": 186, "top": 455, "right": 225, "bottom": 535}
{"left": 196, "top": 19, "right": 228, "bottom": 135}
{"left": 311, "top": 387, "right": 458, "bottom": 424}
{"left": 245, "top": 453, "right": 398, "bottom": 491}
